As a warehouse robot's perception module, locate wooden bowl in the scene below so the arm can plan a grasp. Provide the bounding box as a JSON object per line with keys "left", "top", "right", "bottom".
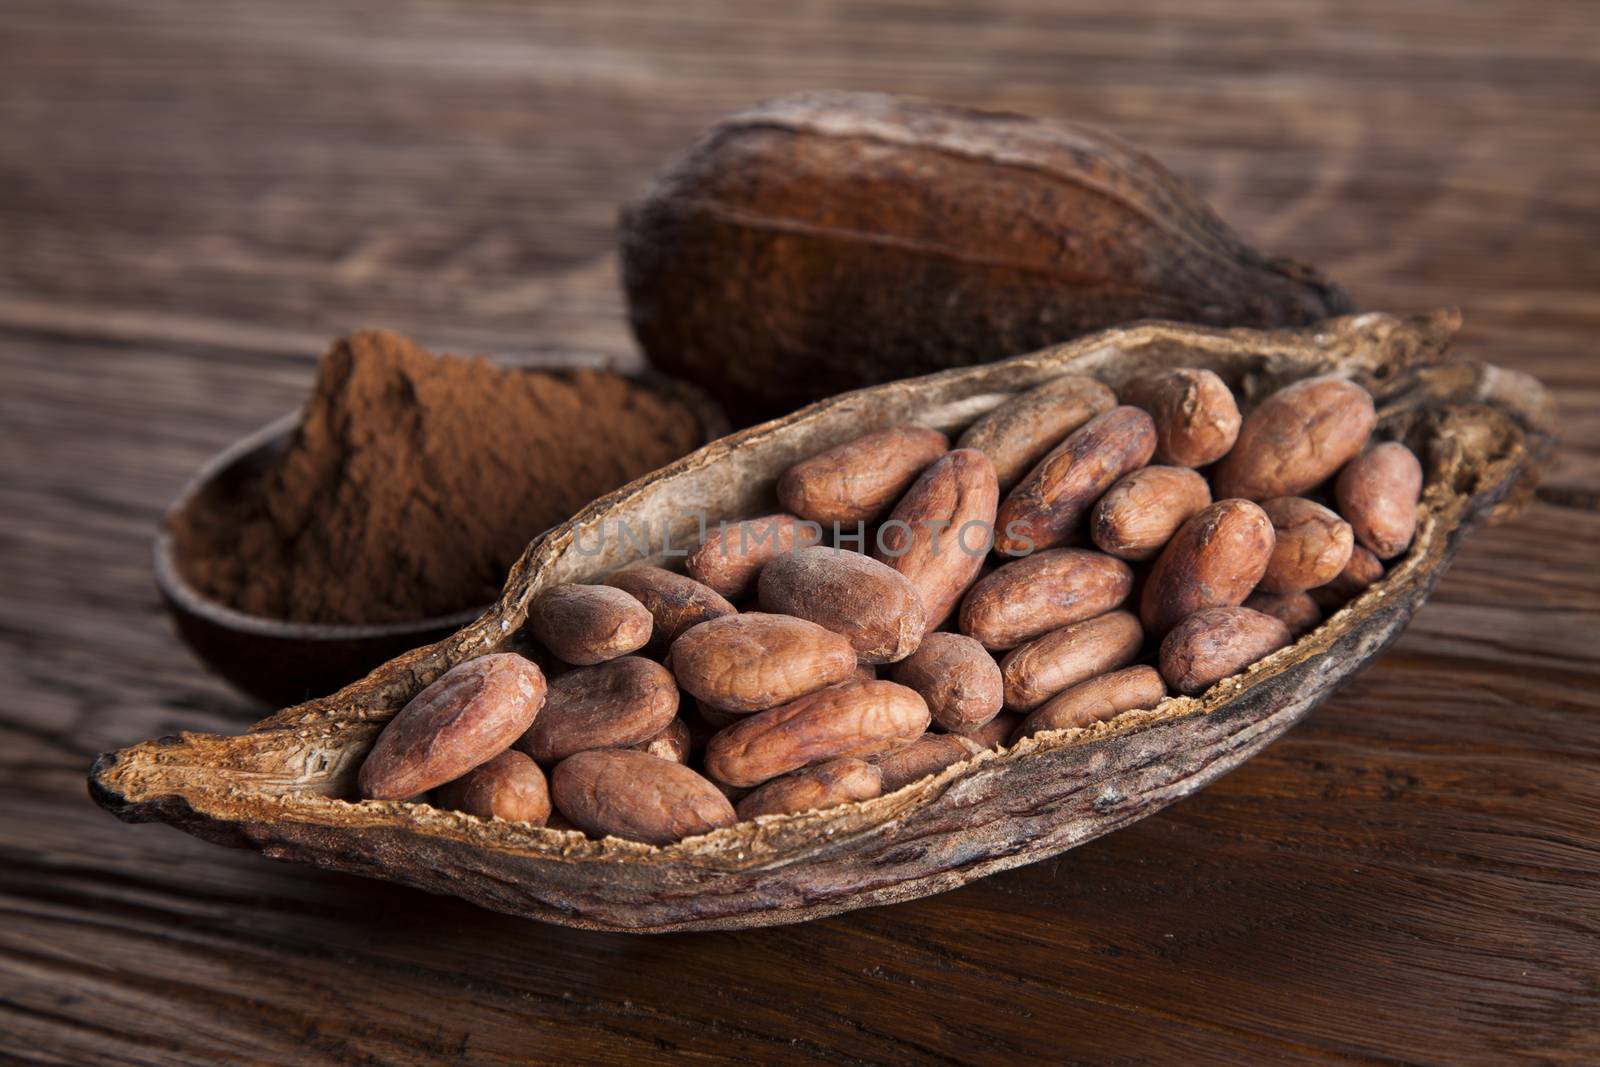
{"left": 155, "top": 367, "right": 727, "bottom": 707}
{"left": 97, "top": 312, "right": 1552, "bottom": 932}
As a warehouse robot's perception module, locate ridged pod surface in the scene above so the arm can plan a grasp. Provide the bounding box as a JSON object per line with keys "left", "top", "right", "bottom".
{"left": 622, "top": 91, "right": 1352, "bottom": 419}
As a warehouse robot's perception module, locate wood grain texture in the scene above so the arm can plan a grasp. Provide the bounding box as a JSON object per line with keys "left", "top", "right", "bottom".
{"left": 2, "top": 0, "right": 1597, "bottom": 1062}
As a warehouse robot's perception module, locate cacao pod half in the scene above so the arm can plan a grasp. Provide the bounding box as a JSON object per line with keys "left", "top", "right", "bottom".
{"left": 622, "top": 91, "right": 1352, "bottom": 421}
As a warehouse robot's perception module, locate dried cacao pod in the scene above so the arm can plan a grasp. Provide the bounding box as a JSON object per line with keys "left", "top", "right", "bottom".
{"left": 621, "top": 91, "right": 1351, "bottom": 420}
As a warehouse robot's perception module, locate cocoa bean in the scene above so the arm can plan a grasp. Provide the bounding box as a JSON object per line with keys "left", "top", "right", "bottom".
{"left": 960, "top": 548, "right": 1133, "bottom": 650}
{"left": 1013, "top": 665, "right": 1166, "bottom": 741}
{"left": 704, "top": 679, "right": 929, "bottom": 788}
{"left": 437, "top": 750, "right": 551, "bottom": 825}
{"left": 872, "top": 733, "right": 983, "bottom": 792}
{"left": 777, "top": 426, "right": 948, "bottom": 525}
{"left": 1089, "top": 465, "right": 1212, "bottom": 561}
{"left": 527, "top": 584, "right": 653, "bottom": 666}
{"left": 889, "top": 632, "right": 1004, "bottom": 732}
{"left": 632, "top": 717, "right": 692, "bottom": 765}
{"left": 670, "top": 612, "right": 857, "bottom": 713}
{"left": 1258, "top": 497, "right": 1354, "bottom": 594}
{"left": 551, "top": 749, "right": 735, "bottom": 845}
{"left": 1140, "top": 499, "right": 1275, "bottom": 637}
{"left": 872, "top": 448, "right": 999, "bottom": 632}
{"left": 758, "top": 547, "right": 927, "bottom": 663}
{"left": 1000, "top": 610, "right": 1144, "bottom": 711}
{"left": 1213, "top": 375, "right": 1376, "bottom": 500}
{"left": 957, "top": 375, "right": 1117, "bottom": 490}
{"left": 602, "top": 566, "right": 736, "bottom": 653}
{"left": 359, "top": 653, "right": 546, "bottom": 801}
{"left": 1335, "top": 441, "right": 1423, "bottom": 559}
{"left": 518, "top": 657, "right": 679, "bottom": 764}
{"left": 1242, "top": 590, "right": 1323, "bottom": 637}
{"left": 1159, "top": 606, "right": 1290, "bottom": 695}
{"left": 734, "top": 757, "right": 883, "bottom": 820}
{"left": 994, "top": 406, "right": 1157, "bottom": 554}
{"left": 1122, "top": 368, "right": 1241, "bottom": 467}
{"left": 950, "top": 711, "right": 1023, "bottom": 751}
{"left": 687, "top": 513, "right": 820, "bottom": 599}
{"left": 1313, "top": 545, "right": 1385, "bottom": 606}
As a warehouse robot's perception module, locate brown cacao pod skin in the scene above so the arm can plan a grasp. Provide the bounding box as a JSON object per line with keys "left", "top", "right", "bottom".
{"left": 621, "top": 91, "right": 1351, "bottom": 421}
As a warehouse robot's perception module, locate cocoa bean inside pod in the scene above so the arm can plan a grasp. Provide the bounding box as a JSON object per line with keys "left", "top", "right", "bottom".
{"left": 620, "top": 91, "right": 1351, "bottom": 420}
{"left": 757, "top": 547, "right": 927, "bottom": 664}
{"left": 994, "top": 406, "right": 1157, "bottom": 555}
{"left": 1335, "top": 441, "right": 1424, "bottom": 559}
{"left": 670, "top": 612, "right": 857, "bottom": 714}
{"left": 959, "top": 548, "right": 1134, "bottom": 651}
{"left": 734, "top": 757, "right": 883, "bottom": 821}
{"left": 949, "top": 710, "right": 1024, "bottom": 751}
{"left": 632, "top": 717, "right": 692, "bottom": 765}
{"left": 703, "top": 678, "right": 930, "bottom": 788}
{"left": 1159, "top": 607, "right": 1291, "bottom": 696}
{"left": 526, "top": 584, "right": 653, "bottom": 666}
{"left": 1090, "top": 465, "right": 1213, "bottom": 562}
{"left": 956, "top": 375, "right": 1117, "bottom": 491}
{"left": 1257, "top": 497, "right": 1355, "bottom": 595}
{"left": 889, "top": 632, "right": 1004, "bottom": 732}
{"left": 601, "top": 566, "right": 736, "bottom": 654}
{"left": 358, "top": 653, "right": 546, "bottom": 802}
{"left": 686, "top": 513, "right": 821, "bottom": 599}
{"left": 1212, "top": 375, "right": 1377, "bottom": 500}
{"left": 1242, "top": 590, "right": 1324, "bottom": 638}
{"left": 1313, "top": 545, "right": 1386, "bottom": 607}
{"left": 1000, "top": 610, "right": 1145, "bottom": 711}
{"left": 776, "top": 425, "right": 949, "bottom": 525}
{"left": 1013, "top": 665, "right": 1167, "bottom": 742}
{"left": 550, "top": 749, "right": 735, "bottom": 846}
{"left": 1139, "top": 499, "right": 1276, "bottom": 638}
{"left": 1121, "top": 368, "right": 1242, "bottom": 468}
{"left": 872, "top": 448, "right": 999, "bottom": 634}
{"left": 871, "top": 733, "right": 984, "bottom": 793}
{"left": 436, "top": 750, "right": 551, "bottom": 826}
{"left": 516, "top": 656, "right": 679, "bottom": 765}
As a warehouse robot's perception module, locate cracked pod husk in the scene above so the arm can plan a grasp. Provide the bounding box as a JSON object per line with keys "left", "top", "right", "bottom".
{"left": 621, "top": 91, "right": 1353, "bottom": 421}
{"left": 91, "top": 311, "right": 1551, "bottom": 933}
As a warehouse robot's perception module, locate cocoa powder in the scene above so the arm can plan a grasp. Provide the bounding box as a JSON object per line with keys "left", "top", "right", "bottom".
{"left": 173, "top": 330, "right": 702, "bottom": 623}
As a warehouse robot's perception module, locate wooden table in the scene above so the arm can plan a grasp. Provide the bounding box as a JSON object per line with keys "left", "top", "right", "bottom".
{"left": 3, "top": 2, "right": 1597, "bottom": 1062}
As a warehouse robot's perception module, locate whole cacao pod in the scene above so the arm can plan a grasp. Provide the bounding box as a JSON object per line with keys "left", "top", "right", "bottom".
{"left": 622, "top": 91, "right": 1350, "bottom": 420}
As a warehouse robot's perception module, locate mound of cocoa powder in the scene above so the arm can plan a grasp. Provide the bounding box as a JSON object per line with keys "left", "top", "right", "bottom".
{"left": 173, "top": 329, "right": 704, "bottom": 624}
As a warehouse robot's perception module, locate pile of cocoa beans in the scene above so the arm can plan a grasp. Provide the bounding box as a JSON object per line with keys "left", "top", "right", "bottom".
{"left": 358, "top": 369, "right": 1422, "bottom": 845}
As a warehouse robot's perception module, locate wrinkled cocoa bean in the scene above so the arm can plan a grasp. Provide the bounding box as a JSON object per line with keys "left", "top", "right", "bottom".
{"left": 734, "top": 757, "right": 883, "bottom": 820}
{"left": 1258, "top": 497, "right": 1354, "bottom": 594}
{"left": 1313, "top": 544, "right": 1385, "bottom": 606}
{"left": 359, "top": 653, "right": 547, "bottom": 801}
{"left": 873, "top": 449, "right": 999, "bottom": 632}
{"left": 994, "top": 406, "right": 1157, "bottom": 554}
{"left": 1159, "top": 607, "right": 1291, "bottom": 695}
{"left": 889, "top": 632, "right": 1004, "bottom": 731}
{"left": 1242, "top": 590, "right": 1323, "bottom": 637}
{"left": 777, "top": 426, "right": 949, "bottom": 525}
{"left": 1213, "top": 375, "right": 1376, "bottom": 500}
{"left": 956, "top": 375, "right": 1117, "bottom": 490}
{"left": 1000, "top": 610, "right": 1144, "bottom": 711}
{"left": 1013, "top": 665, "right": 1166, "bottom": 741}
{"left": 1122, "top": 368, "right": 1241, "bottom": 467}
{"left": 960, "top": 548, "right": 1133, "bottom": 650}
{"left": 632, "top": 717, "right": 692, "bottom": 765}
{"left": 687, "top": 513, "right": 821, "bottom": 598}
{"left": 437, "top": 750, "right": 551, "bottom": 825}
{"left": 704, "top": 679, "right": 929, "bottom": 787}
{"left": 527, "top": 584, "right": 653, "bottom": 666}
{"left": 671, "top": 613, "right": 857, "bottom": 713}
{"left": 950, "top": 711, "right": 1023, "bottom": 750}
{"left": 758, "top": 547, "right": 927, "bottom": 663}
{"left": 1089, "top": 466, "right": 1212, "bottom": 561}
{"left": 1140, "top": 499, "right": 1275, "bottom": 637}
{"left": 551, "top": 749, "right": 735, "bottom": 845}
{"left": 602, "top": 566, "right": 736, "bottom": 653}
{"left": 872, "top": 733, "right": 983, "bottom": 792}
{"left": 1335, "top": 441, "right": 1423, "bottom": 559}
{"left": 518, "top": 656, "right": 679, "bottom": 764}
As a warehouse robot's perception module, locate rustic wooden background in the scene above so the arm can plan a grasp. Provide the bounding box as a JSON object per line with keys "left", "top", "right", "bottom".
{"left": 3, "top": 1, "right": 1597, "bottom": 1063}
